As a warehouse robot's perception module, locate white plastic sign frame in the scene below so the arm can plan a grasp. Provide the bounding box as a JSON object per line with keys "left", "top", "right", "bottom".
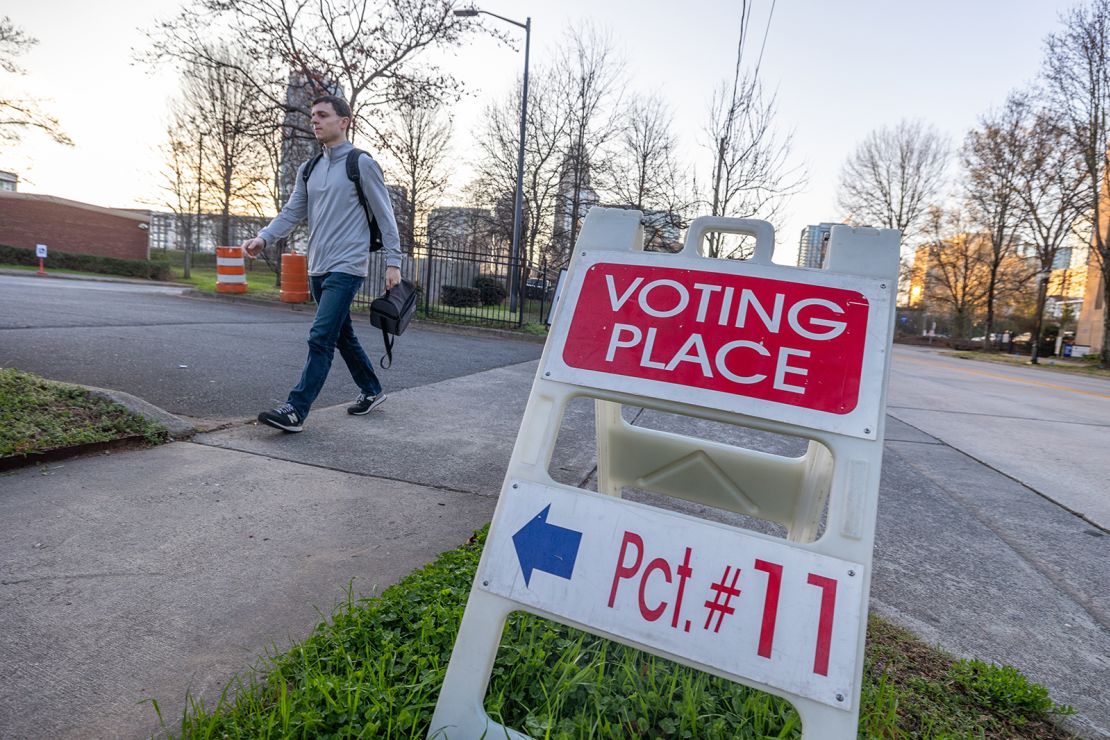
{"left": 430, "top": 210, "right": 900, "bottom": 740}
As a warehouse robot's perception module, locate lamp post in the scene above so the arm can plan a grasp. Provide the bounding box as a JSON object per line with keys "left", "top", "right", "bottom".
{"left": 454, "top": 7, "right": 531, "bottom": 317}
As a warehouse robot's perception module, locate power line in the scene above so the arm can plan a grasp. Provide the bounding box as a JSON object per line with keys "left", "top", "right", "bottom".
{"left": 753, "top": 0, "right": 777, "bottom": 84}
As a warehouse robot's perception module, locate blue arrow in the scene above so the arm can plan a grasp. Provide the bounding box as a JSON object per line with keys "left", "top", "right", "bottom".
{"left": 512, "top": 504, "right": 582, "bottom": 587}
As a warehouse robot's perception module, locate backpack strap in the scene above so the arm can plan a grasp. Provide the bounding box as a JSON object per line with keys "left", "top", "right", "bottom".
{"left": 346, "top": 149, "right": 373, "bottom": 231}
{"left": 346, "top": 149, "right": 385, "bottom": 251}
{"left": 301, "top": 148, "right": 383, "bottom": 251}
{"left": 301, "top": 152, "right": 324, "bottom": 184}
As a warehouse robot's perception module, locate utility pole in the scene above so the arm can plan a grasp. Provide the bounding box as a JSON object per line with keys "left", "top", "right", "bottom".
{"left": 453, "top": 7, "right": 531, "bottom": 319}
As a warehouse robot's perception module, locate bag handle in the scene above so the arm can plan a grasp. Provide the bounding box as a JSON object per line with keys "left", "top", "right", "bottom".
{"left": 379, "top": 326, "right": 394, "bottom": 369}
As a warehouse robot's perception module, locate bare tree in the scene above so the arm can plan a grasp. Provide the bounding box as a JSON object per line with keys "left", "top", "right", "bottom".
{"left": 962, "top": 101, "right": 1029, "bottom": 351}
{"left": 837, "top": 119, "right": 949, "bottom": 238}
{"left": 472, "top": 69, "right": 568, "bottom": 271}
{"left": 1043, "top": 0, "right": 1110, "bottom": 364}
{"left": 145, "top": 0, "right": 491, "bottom": 147}
{"left": 921, "top": 206, "right": 993, "bottom": 338}
{"left": 158, "top": 117, "right": 203, "bottom": 255}
{"left": 608, "top": 94, "right": 692, "bottom": 251}
{"left": 0, "top": 16, "right": 71, "bottom": 147}
{"left": 183, "top": 47, "right": 274, "bottom": 246}
{"left": 701, "top": 2, "right": 803, "bottom": 260}
{"left": 703, "top": 74, "right": 803, "bottom": 258}
{"left": 1008, "top": 93, "right": 1089, "bottom": 362}
{"left": 550, "top": 23, "right": 626, "bottom": 264}
{"left": 376, "top": 98, "right": 452, "bottom": 254}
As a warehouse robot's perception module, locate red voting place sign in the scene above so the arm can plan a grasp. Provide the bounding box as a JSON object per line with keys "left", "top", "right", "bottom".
{"left": 561, "top": 262, "right": 870, "bottom": 415}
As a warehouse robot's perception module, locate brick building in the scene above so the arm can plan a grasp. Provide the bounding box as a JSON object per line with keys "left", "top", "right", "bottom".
{"left": 0, "top": 191, "right": 150, "bottom": 261}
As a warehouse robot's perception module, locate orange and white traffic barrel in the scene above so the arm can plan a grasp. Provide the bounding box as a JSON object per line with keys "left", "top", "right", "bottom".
{"left": 216, "top": 246, "right": 247, "bottom": 294}
{"left": 280, "top": 253, "right": 310, "bottom": 303}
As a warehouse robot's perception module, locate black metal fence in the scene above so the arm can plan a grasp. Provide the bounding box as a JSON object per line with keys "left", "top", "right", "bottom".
{"left": 354, "top": 246, "right": 559, "bottom": 328}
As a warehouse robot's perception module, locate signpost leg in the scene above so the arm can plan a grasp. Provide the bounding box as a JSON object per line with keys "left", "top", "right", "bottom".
{"left": 428, "top": 590, "right": 529, "bottom": 740}
{"left": 594, "top": 400, "right": 624, "bottom": 497}
{"left": 37, "top": 257, "right": 45, "bottom": 275}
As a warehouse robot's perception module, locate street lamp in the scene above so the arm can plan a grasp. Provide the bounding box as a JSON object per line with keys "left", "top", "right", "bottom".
{"left": 454, "top": 6, "right": 531, "bottom": 316}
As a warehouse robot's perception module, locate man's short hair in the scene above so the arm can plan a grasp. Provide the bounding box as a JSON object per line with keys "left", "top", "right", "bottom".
{"left": 311, "top": 95, "right": 352, "bottom": 119}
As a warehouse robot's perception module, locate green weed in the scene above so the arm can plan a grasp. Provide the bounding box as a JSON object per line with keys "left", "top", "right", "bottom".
{"left": 0, "top": 368, "right": 167, "bottom": 458}
{"left": 949, "top": 659, "right": 1074, "bottom": 721}
{"left": 160, "top": 529, "right": 1078, "bottom": 739}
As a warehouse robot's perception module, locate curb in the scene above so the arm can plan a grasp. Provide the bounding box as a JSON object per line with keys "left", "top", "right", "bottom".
{"left": 80, "top": 385, "right": 198, "bottom": 439}
{"left": 0, "top": 435, "right": 150, "bottom": 473}
{"left": 0, "top": 268, "right": 190, "bottom": 288}
{"left": 182, "top": 288, "right": 313, "bottom": 312}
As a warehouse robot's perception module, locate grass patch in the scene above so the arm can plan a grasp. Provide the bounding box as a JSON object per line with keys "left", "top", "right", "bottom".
{"left": 172, "top": 265, "right": 283, "bottom": 300}
{"left": 157, "top": 249, "right": 282, "bottom": 298}
{"left": 943, "top": 351, "right": 1110, "bottom": 379}
{"left": 0, "top": 368, "right": 167, "bottom": 458}
{"left": 159, "top": 529, "right": 1076, "bottom": 739}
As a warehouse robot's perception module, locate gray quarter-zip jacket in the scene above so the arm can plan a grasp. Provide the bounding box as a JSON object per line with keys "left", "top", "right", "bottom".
{"left": 258, "top": 140, "right": 402, "bottom": 277}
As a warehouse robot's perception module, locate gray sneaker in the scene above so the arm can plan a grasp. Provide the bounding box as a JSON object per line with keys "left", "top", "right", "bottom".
{"left": 258, "top": 403, "right": 303, "bottom": 432}
{"left": 347, "top": 392, "right": 387, "bottom": 415}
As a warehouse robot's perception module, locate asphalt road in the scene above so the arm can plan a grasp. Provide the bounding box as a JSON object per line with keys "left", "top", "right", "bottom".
{"left": 0, "top": 274, "right": 543, "bottom": 422}
{"left": 888, "top": 344, "right": 1110, "bottom": 530}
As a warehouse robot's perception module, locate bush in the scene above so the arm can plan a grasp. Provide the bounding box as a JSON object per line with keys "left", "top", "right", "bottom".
{"left": 0, "top": 244, "right": 170, "bottom": 280}
{"left": 440, "top": 285, "right": 482, "bottom": 308}
{"left": 472, "top": 274, "right": 507, "bottom": 306}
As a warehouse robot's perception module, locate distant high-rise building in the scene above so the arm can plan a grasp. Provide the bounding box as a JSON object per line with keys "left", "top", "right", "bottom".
{"left": 551, "top": 146, "right": 598, "bottom": 264}
{"left": 427, "top": 206, "right": 495, "bottom": 257}
{"left": 797, "top": 223, "right": 839, "bottom": 268}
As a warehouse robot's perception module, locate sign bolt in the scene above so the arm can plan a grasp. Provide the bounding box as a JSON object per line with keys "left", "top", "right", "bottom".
{"left": 545, "top": 372, "right": 551, "bottom": 377}
{"left": 482, "top": 580, "right": 489, "bottom": 586}
{"left": 864, "top": 428, "right": 871, "bottom": 435}
{"left": 512, "top": 483, "right": 519, "bottom": 489}
{"left": 848, "top": 570, "right": 856, "bottom": 577}
{"left": 880, "top": 283, "right": 887, "bottom": 289}
{"left": 836, "top": 693, "right": 844, "bottom": 702}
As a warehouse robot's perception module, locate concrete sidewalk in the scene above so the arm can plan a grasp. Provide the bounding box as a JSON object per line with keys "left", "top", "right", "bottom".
{"left": 0, "top": 359, "right": 590, "bottom": 739}
{"left": 1, "top": 359, "right": 1106, "bottom": 738}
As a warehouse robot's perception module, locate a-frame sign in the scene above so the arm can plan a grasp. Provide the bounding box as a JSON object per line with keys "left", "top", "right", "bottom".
{"left": 431, "top": 210, "right": 900, "bottom": 738}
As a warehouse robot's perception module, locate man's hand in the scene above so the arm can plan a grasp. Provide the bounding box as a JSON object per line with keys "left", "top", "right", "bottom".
{"left": 241, "top": 237, "right": 266, "bottom": 259}
{"left": 385, "top": 265, "right": 402, "bottom": 291}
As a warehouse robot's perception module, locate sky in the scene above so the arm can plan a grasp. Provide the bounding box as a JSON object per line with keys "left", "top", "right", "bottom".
{"left": 2, "top": 0, "right": 1076, "bottom": 264}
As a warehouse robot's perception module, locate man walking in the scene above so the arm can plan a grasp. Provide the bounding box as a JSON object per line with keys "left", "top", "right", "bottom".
{"left": 242, "top": 94, "right": 402, "bottom": 433}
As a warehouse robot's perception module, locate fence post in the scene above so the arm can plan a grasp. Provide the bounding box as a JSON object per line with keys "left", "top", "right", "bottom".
{"left": 517, "top": 260, "right": 524, "bottom": 327}
{"left": 423, "top": 245, "right": 433, "bottom": 317}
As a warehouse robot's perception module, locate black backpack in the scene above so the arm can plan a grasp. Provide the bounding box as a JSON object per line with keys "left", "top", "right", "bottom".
{"left": 302, "top": 148, "right": 384, "bottom": 252}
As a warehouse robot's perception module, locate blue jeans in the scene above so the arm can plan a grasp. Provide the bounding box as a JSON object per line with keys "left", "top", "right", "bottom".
{"left": 287, "top": 272, "right": 381, "bottom": 419}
